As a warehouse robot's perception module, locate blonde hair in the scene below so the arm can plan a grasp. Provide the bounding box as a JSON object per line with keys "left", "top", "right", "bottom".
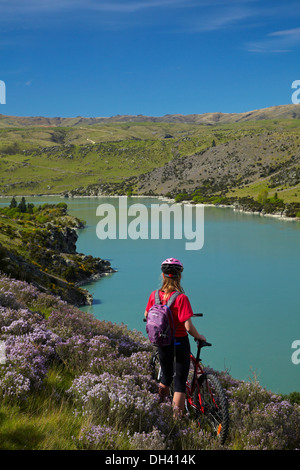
{"left": 160, "top": 273, "right": 184, "bottom": 298}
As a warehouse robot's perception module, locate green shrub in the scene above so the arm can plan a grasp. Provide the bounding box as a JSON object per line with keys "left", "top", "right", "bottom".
{"left": 174, "top": 193, "right": 190, "bottom": 203}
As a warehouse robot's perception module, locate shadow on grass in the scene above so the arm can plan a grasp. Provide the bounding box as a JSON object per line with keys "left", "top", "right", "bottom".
{"left": 0, "top": 421, "right": 45, "bottom": 450}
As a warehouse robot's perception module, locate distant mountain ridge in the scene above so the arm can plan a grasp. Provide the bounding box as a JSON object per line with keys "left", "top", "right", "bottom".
{"left": 1, "top": 104, "right": 300, "bottom": 128}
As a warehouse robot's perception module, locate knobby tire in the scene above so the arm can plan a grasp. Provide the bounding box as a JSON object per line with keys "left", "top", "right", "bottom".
{"left": 193, "top": 371, "right": 229, "bottom": 445}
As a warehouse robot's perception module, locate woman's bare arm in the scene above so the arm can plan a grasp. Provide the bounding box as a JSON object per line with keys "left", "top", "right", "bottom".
{"left": 184, "top": 318, "right": 206, "bottom": 341}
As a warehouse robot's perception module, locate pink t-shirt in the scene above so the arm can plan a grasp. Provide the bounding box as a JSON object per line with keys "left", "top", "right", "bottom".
{"left": 145, "top": 290, "right": 194, "bottom": 337}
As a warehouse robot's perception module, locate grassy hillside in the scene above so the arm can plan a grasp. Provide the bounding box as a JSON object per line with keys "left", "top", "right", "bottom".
{"left": 0, "top": 106, "right": 299, "bottom": 209}
{"left": 0, "top": 273, "right": 299, "bottom": 450}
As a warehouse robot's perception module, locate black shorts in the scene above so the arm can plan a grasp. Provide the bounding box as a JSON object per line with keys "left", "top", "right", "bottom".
{"left": 158, "top": 335, "right": 190, "bottom": 393}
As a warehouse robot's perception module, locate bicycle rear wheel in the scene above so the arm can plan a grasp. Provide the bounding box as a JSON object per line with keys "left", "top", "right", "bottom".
{"left": 194, "top": 371, "right": 229, "bottom": 445}
{"left": 150, "top": 351, "right": 162, "bottom": 382}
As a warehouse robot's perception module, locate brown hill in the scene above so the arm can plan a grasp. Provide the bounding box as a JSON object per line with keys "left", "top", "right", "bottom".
{"left": 1, "top": 104, "right": 300, "bottom": 128}
{"left": 129, "top": 131, "right": 300, "bottom": 197}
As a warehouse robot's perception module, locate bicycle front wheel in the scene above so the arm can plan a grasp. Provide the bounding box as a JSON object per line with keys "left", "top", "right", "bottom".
{"left": 194, "top": 372, "right": 229, "bottom": 445}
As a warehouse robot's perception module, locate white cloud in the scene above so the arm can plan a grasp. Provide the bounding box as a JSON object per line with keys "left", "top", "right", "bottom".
{"left": 269, "top": 27, "right": 300, "bottom": 37}
{"left": 0, "top": 0, "right": 261, "bottom": 19}
{"left": 0, "top": 0, "right": 299, "bottom": 50}
{"left": 0, "top": 0, "right": 191, "bottom": 15}
{"left": 181, "top": 6, "right": 254, "bottom": 33}
{"left": 0, "top": 0, "right": 194, "bottom": 32}
{"left": 0, "top": 0, "right": 263, "bottom": 35}
{"left": 246, "top": 26, "right": 300, "bottom": 53}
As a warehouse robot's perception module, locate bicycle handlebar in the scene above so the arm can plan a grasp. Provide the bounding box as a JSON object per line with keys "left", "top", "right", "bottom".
{"left": 195, "top": 339, "right": 211, "bottom": 363}
{"left": 195, "top": 339, "right": 212, "bottom": 348}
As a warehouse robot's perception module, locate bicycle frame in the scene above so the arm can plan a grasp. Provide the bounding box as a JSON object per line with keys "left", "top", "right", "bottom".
{"left": 186, "top": 357, "right": 203, "bottom": 411}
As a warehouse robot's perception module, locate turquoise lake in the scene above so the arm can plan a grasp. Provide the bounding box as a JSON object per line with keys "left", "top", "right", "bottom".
{"left": 1, "top": 196, "right": 299, "bottom": 395}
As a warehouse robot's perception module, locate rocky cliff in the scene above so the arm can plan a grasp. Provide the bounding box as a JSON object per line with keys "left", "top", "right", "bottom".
{"left": 0, "top": 201, "right": 115, "bottom": 306}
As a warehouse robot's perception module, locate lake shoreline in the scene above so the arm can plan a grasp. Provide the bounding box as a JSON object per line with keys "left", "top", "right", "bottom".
{"left": 1, "top": 193, "right": 299, "bottom": 223}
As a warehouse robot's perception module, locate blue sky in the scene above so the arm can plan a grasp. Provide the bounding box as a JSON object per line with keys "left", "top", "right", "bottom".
{"left": 1, "top": 0, "right": 300, "bottom": 117}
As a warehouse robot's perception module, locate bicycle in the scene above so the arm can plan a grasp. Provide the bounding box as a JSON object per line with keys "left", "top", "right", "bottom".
{"left": 148, "top": 314, "right": 229, "bottom": 445}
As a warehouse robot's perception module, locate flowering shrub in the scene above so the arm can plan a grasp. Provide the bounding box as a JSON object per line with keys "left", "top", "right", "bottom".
{"left": 218, "top": 371, "right": 300, "bottom": 450}
{"left": 68, "top": 371, "right": 162, "bottom": 433}
{"left": 0, "top": 278, "right": 40, "bottom": 308}
{"left": 130, "top": 428, "right": 166, "bottom": 450}
{"left": 56, "top": 334, "right": 117, "bottom": 374}
{"left": 0, "top": 366, "right": 31, "bottom": 399}
{"left": 0, "top": 273, "right": 299, "bottom": 450}
{"left": 76, "top": 425, "right": 121, "bottom": 450}
{"left": 0, "top": 302, "right": 60, "bottom": 398}
{"left": 47, "top": 304, "right": 149, "bottom": 353}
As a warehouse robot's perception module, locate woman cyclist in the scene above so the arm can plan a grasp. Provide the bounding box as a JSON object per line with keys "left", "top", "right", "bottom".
{"left": 144, "top": 258, "right": 206, "bottom": 416}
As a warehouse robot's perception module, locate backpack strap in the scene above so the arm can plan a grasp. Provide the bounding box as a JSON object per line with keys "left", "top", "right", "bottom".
{"left": 166, "top": 291, "right": 181, "bottom": 308}
{"left": 160, "top": 291, "right": 181, "bottom": 341}
{"left": 155, "top": 290, "right": 181, "bottom": 307}
{"left": 154, "top": 289, "right": 161, "bottom": 305}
